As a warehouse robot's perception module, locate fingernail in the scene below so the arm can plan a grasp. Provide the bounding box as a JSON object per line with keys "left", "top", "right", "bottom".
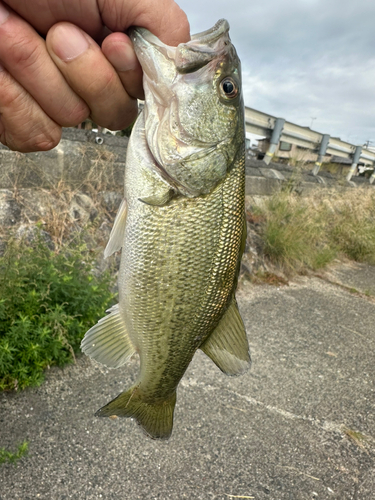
{"left": 52, "top": 24, "right": 89, "bottom": 61}
{"left": 0, "top": 2, "right": 10, "bottom": 25}
{"left": 111, "top": 42, "right": 138, "bottom": 72}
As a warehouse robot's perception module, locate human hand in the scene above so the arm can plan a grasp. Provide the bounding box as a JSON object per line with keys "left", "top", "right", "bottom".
{"left": 0, "top": 0, "right": 189, "bottom": 152}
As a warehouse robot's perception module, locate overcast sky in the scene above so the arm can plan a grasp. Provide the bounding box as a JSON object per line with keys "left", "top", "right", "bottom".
{"left": 177, "top": 0, "right": 375, "bottom": 146}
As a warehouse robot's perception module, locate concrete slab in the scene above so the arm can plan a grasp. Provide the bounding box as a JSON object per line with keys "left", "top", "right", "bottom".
{"left": 1, "top": 269, "right": 374, "bottom": 500}
{"left": 325, "top": 262, "right": 375, "bottom": 296}
{"left": 245, "top": 176, "right": 281, "bottom": 196}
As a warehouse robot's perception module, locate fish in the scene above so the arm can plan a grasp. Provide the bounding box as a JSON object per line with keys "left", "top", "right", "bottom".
{"left": 81, "top": 19, "right": 250, "bottom": 440}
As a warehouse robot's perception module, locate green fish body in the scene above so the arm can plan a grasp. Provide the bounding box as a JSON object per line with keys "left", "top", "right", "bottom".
{"left": 81, "top": 19, "right": 250, "bottom": 439}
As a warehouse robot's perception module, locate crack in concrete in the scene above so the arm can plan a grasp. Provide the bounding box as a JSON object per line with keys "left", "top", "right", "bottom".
{"left": 183, "top": 378, "right": 375, "bottom": 447}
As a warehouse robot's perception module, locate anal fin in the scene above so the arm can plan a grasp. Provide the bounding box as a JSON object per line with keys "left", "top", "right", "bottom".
{"left": 81, "top": 304, "right": 135, "bottom": 368}
{"left": 200, "top": 297, "right": 251, "bottom": 375}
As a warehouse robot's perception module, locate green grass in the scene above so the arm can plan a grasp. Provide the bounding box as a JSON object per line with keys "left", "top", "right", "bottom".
{"left": 0, "top": 441, "right": 28, "bottom": 465}
{"left": 249, "top": 188, "right": 375, "bottom": 274}
{"left": 0, "top": 232, "right": 115, "bottom": 391}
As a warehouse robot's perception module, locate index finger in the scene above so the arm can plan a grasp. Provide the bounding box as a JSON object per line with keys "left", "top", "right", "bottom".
{"left": 98, "top": 0, "right": 190, "bottom": 45}
{"left": 4, "top": 0, "right": 190, "bottom": 45}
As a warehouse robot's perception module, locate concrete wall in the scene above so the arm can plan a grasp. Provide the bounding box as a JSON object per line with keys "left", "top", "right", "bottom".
{"left": 0, "top": 128, "right": 128, "bottom": 191}
{"left": 0, "top": 128, "right": 374, "bottom": 196}
{"left": 245, "top": 158, "right": 374, "bottom": 196}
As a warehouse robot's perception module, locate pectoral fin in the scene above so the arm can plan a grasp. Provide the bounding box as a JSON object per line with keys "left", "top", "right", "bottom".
{"left": 200, "top": 298, "right": 251, "bottom": 375}
{"left": 81, "top": 304, "right": 135, "bottom": 368}
{"left": 104, "top": 199, "right": 127, "bottom": 258}
{"left": 139, "top": 187, "right": 175, "bottom": 206}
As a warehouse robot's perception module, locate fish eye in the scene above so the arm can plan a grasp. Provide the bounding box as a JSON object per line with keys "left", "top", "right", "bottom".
{"left": 220, "top": 77, "right": 238, "bottom": 99}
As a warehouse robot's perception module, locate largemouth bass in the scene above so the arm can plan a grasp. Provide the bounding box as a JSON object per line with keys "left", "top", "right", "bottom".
{"left": 81, "top": 19, "right": 250, "bottom": 439}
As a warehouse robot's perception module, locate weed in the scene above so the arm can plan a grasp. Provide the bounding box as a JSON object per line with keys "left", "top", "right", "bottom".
{"left": 0, "top": 441, "right": 28, "bottom": 465}
{"left": 342, "top": 426, "right": 369, "bottom": 452}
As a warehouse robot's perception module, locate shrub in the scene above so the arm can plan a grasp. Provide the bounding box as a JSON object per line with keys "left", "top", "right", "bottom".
{"left": 0, "top": 232, "right": 115, "bottom": 391}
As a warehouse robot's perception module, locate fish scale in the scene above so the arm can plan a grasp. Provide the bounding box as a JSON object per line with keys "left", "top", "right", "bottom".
{"left": 120, "top": 145, "right": 245, "bottom": 401}
{"left": 81, "top": 19, "right": 250, "bottom": 439}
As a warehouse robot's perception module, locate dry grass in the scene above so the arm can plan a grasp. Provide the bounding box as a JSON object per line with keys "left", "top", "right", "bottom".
{"left": 10, "top": 186, "right": 101, "bottom": 248}
{"left": 249, "top": 188, "right": 375, "bottom": 275}
{"left": 69, "top": 144, "right": 119, "bottom": 195}
{"left": 0, "top": 141, "right": 119, "bottom": 193}
{"left": 1, "top": 141, "right": 123, "bottom": 248}
{"left": 250, "top": 271, "right": 289, "bottom": 286}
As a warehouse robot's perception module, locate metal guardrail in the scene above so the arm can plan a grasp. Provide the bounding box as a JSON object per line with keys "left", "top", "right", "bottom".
{"left": 244, "top": 106, "right": 375, "bottom": 184}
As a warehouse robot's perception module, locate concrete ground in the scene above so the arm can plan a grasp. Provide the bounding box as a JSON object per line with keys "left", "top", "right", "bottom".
{"left": 0, "top": 264, "right": 374, "bottom": 500}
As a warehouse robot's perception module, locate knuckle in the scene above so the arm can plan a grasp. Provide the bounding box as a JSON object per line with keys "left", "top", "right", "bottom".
{"left": 94, "top": 101, "right": 138, "bottom": 131}
{"left": 9, "top": 35, "right": 45, "bottom": 72}
{"left": 109, "top": 106, "right": 138, "bottom": 131}
{"left": 1, "top": 108, "right": 62, "bottom": 152}
{"left": 86, "top": 67, "right": 117, "bottom": 99}
{"left": 2, "top": 128, "right": 61, "bottom": 153}
{"left": 0, "top": 70, "right": 62, "bottom": 152}
{"left": 0, "top": 69, "right": 19, "bottom": 108}
{"left": 1, "top": 81, "right": 30, "bottom": 115}
{"left": 31, "top": 128, "right": 62, "bottom": 151}
{"left": 56, "top": 99, "right": 90, "bottom": 128}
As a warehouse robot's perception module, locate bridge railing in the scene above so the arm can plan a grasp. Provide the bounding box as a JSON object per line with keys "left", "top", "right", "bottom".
{"left": 244, "top": 107, "right": 375, "bottom": 185}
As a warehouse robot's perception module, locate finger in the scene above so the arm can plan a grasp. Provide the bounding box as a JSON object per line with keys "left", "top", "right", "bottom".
{"left": 0, "top": 64, "right": 61, "bottom": 152}
{"left": 46, "top": 22, "right": 138, "bottom": 131}
{"left": 3, "top": 0, "right": 105, "bottom": 39}
{"left": 101, "top": 32, "right": 144, "bottom": 100}
{"left": 98, "top": 0, "right": 190, "bottom": 45}
{"left": 0, "top": 1, "right": 90, "bottom": 127}
{"left": 4, "top": 0, "right": 190, "bottom": 45}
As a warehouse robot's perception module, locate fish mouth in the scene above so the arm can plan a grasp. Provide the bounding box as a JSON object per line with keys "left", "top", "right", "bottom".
{"left": 129, "top": 27, "right": 178, "bottom": 61}
{"left": 130, "top": 18, "right": 229, "bottom": 46}
{"left": 190, "top": 18, "right": 230, "bottom": 43}
{"left": 129, "top": 19, "right": 231, "bottom": 74}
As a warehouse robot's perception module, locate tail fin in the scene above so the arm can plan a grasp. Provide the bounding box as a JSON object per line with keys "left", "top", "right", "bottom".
{"left": 95, "top": 387, "right": 176, "bottom": 440}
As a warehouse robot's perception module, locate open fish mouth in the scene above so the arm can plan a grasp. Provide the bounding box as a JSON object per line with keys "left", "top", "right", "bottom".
{"left": 130, "top": 19, "right": 231, "bottom": 75}
{"left": 190, "top": 18, "right": 230, "bottom": 42}
{"left": 130, "top": 18, "right": 230, "bottom": 51}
